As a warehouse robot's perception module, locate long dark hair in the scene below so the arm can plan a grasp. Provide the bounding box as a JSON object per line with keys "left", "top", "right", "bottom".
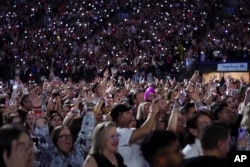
{"left": 185, "top": 111, "right": 212, "bottom": 145}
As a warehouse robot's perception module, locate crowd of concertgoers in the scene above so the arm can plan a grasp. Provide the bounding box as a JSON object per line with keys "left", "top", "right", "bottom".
{"left": 0, "top": 0, "right": 250, "bottom": 82}
{"left": 0, "top": 69, "right": 250, "bottom": 167}
{"left": 0, "top": 0, "right": 250, "bottom": 167}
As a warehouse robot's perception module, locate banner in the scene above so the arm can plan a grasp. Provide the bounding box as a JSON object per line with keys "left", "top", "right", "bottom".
{"left": 217, "top": 63, "right": 248, "bottom": 72}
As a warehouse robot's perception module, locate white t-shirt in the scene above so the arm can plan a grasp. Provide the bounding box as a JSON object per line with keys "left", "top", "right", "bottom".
{"left": 182, "top": 138, "right": 202, "bottom": 159}
{"left": 117, "top": 127, "right": 148, "bottom": 167}
{"left": 238, "top": 102, "right": 248, "bottom": 116}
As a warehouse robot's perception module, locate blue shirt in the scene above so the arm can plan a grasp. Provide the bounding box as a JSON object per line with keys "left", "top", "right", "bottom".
{"left": 35, "top": 113, "right": 95, "bottom": 167}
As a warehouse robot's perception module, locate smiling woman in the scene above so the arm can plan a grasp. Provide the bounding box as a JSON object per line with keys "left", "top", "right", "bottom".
{"left": 83, "top": 121, "right": 127, "bottom": 167}
{"left": 35, "top": 111, "right": 96, "bottom": 167}
{"left": 51, "top": 126, "right": 73, "bottom": 155}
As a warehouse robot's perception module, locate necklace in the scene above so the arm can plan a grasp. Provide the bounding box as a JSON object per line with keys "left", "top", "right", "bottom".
{"left": 104, "top": 154, "right": 118, "bottom": 167}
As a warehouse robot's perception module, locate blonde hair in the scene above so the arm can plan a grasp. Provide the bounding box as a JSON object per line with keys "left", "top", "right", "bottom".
{"left": 136, "top": 102, "right": 150, "bottom": 121}
{"left": 241, "top": 103, "right": 250, "bottom": 128}
{"left": 89, "top": 121, "right": 116, "bottom": 154}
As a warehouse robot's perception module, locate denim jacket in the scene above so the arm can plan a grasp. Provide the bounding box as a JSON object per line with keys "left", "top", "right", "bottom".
{"left": 35, "top": 112, "right": 95, "bottom": 167}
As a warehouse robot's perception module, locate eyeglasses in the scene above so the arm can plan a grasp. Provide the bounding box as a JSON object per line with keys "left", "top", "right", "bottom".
{"left": 58, "top": 134, "right": 72, "bottom": 140}
{"left": 107, "top": 134, "right": 120, "bottom": 140}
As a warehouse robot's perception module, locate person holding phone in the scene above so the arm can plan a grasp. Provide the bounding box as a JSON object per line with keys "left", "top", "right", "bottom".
{"left": 110, "top": 100, "right": 159, "bottom": 167}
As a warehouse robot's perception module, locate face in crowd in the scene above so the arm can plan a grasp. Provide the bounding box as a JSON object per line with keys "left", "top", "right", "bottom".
{"left": 23, "top": 96, "right": 33, "bottom": 111}
{"left": 50, "top": 114, "right": 63, "bottom": 128}
{"left": 25, "top": 111, "right": 35, "bottom": 127}
{"left": 18, "top": 132, "right": 35, "bottom": 167}
{"left": 188, "top": 113, "right": 212, "bottom": 140}
{"left": 105, "top": 126, "right": 120, "bottom": 153}
{"left": 158, "top": 99, "right": 168, "bottom": 113}
{"left": 53, "top": 126, "right": 73, "bottom": 155}
{"left": 218, "top": 106, "right": 234, "bottom": 125}
{"left": 12, "top": 115, "right": 23, "bottom": 125}
{"left": 0, "top": 125, "right": 34, "bottom": 167}
{"left": 223, "top": 96, "right": 238, "bottom": 122}
{"left": 133, "top": 91, "right": 144, "bottom": 107}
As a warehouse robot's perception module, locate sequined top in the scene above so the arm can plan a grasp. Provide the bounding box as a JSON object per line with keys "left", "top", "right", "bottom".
{"left": 35, "top": 112, "right": 96, "bottom": 167}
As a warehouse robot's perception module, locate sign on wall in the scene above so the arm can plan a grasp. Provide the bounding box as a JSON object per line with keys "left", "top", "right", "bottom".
{"left": 217, "top": 63, "right": 248, "bottom": 72}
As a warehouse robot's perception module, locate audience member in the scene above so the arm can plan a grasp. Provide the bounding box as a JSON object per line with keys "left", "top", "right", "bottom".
{"left": 34, "top": 111, "right": 95, "bottom": 167}
{"left": 110, "top": 101, "right": 159, "bottom": 167}
{"left": 83, "top": 121, "right": 126, "bottom": 167}
{"left": 141, "top": 130, "right": 184, "bottom": 167}
{"left": 184, "top": 122, "right": 230, "bottom": 167}
{"left": 182, "top": 111, "right": 212, "bottom": 159}
{"left": 17, "top": 94, "right": 33, "bottom": 122}
{"left": 0, "top": 1, "right": 249, "bottom": 166}
{"left": 0, "top": 124, "right": 34, "bottom": 167}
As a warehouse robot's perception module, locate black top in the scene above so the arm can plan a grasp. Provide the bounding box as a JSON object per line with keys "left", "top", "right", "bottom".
{"left": 17, "top": 109, "right": 28, "bottom": 122}
{"left": 229, "top": 114, "right": 243, "bottom": 155}
{"left": 0, "top": 112, "right": 3, "bottom": 126}
{"left": 91, "top": 152, "right": 127, "bottom": 167}
{"left": 231, "top": 114, "right": 243, "bottom": 138}
{"left": 184, "top": 156, "right": 230, "bottom": 167}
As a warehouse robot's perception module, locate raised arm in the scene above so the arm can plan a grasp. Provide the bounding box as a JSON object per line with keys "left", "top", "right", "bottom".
{"left": 166, "top": 102, "right": 180, "bottom": 132}
{"left": 75, "top": 111, "right": 96, "bottom": 156}
{"left": 129, "top": 99, "right": 159, "bottom": 143}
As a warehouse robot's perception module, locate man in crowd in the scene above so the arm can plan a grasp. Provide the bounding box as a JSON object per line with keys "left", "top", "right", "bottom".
{"left": 141, "top": 130, "right": 184, "bottom": 167}
{"left": 111, "top": 100, "right": 159, "bottom": 167}
{"left": 212, "top": 102, "right": 239, "bottom": 151}
{"left": 184, "top": 122, "right": 230, "bottom": 167}
{"left": 17, "top": 94, "right": 33, "bottom": 121}
{"left": 131, "top": 88, "right": 145, "bottom": 115}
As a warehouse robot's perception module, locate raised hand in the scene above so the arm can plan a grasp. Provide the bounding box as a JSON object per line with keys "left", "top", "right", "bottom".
{"left": 103, "top": 69, "right": 110, "bottom": 78}
{"left": 3, "top": 140, "right": 32, "bottom": 167}
{"left": 154, "top": 77, "right": 159, "bottom": 86}
{"left": 149, "top": 98, "right": 159, "bottom": 114}
{"left": 190, "top": 70, "right": 199, "bottom": 82}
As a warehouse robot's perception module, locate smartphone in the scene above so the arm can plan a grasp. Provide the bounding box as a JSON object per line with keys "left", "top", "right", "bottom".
{"left": 178, "top": 90, "right": 186, "bottom": 106}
